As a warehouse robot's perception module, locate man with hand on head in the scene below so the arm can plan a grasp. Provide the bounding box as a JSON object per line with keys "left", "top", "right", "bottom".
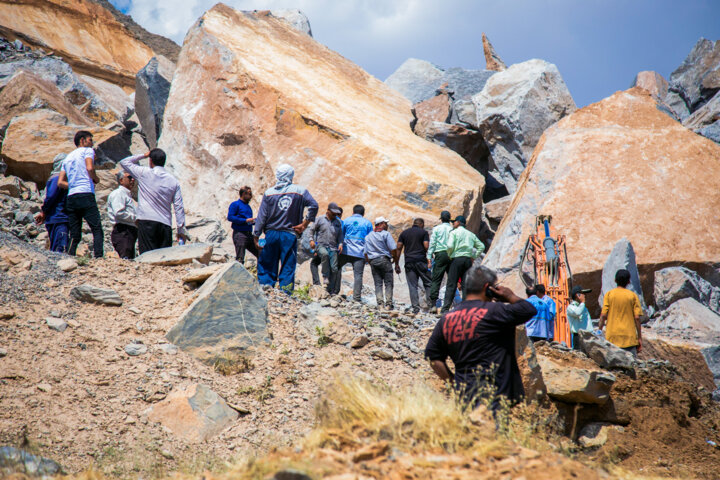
{"left": 253, "top": 164, "right": 318, "bottom": 292}
{"left": 107, "top": 171, "right": 138, "bottom": 259}
{"left": 58, "top": 130, "right": 103, "bottom": 258}
{"left": 425, "top": 264, "right": 537, "bottom": 411}
{"left": 119, "top": 149, "right": 188, "bottom": 254}
{"left": 228, "top": 186, "right": 258, "bottom": 263}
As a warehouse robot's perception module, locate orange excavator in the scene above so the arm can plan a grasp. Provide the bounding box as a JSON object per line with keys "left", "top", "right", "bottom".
{"left": 519, "top": 215, "right": 573, "bottom": 346}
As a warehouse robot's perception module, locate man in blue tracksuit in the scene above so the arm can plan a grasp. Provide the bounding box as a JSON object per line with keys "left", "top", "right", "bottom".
{"left": 34, "top": 157, "right": 70, "bottom": 253}
{"left": 253, "top": 164, "right": 318, "bottom": 292}
{"left": 331, "top": 204, "right": 373, "bottom": 300}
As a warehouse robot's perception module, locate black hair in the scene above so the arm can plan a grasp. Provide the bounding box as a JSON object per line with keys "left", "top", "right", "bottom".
{"left": 534, "top": 284, "right": 546, "bottom": 295}
{"left": 615, "top": 269, "right": 631, "bottom": 287}
{"left": 465, "top": 263, "right": 497, "bottom": 295}
{"left": 353, "top": 204, "right": 365, "bottom": 216}
{"left": 74, "top": 130, "right": 93, "bottom": 147}
{"left": 239, "top": 186, "right": 252, "bottom": 196}
{"left": 149, "top": 148, "right": 166, "bottom": 167}
{"left": 413, "top": 218, "right": 425, "bottom": 227}
{"left": 526, "top": 286, "right": 536, "bottom": 298}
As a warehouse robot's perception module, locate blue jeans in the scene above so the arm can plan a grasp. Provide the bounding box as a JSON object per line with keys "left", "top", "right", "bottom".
{"left": 258, "top": 230, "right": 298, "bottom": 292}
{"left": 46, "top": 222, "right": 69, "bottom": 253}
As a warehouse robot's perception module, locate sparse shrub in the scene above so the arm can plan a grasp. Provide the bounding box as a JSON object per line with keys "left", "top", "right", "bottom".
{"left": 292, "top": 283, "right": 312, "bottom": 302}
{"left": 315, "top": 325, "right": 330, "bottom": 347}
{"left": 213, "top": 352, "right": 254, "bottom": 375}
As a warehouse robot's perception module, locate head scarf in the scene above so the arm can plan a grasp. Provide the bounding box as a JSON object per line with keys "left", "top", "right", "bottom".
{"left": 274, "top": 164, "right": 295, "bottom": 190}
{"left": 50, "top": 154, "right": 65, "bottom": 176}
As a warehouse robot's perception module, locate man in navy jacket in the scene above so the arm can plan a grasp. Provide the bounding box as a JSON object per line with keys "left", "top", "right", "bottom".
{"left": 35, "top": 157, "right": 69, "bottom": 253}
{"left": 227, "top": 186, "right": 258, "bottom": 263}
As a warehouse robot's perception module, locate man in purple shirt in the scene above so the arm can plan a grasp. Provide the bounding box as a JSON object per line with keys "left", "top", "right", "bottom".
{"left": 253, "top": 164, "right": 318, "bottom": 292}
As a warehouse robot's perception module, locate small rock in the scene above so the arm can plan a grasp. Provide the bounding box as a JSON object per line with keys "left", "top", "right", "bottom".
{"left": 57, "top": 258, "right": 78, "bottom": 272}
{"left": 0, "top": 309, "right": 15, "bottom": 320}
{"left": 370, "top": 348, "right": 395, "bottom": 360}
{"left": 128, "top": 306, "right": 142, "bottom": 315}
{"left": 125, "top": 343, "right": 148, "bottom": 356}
{"left": 304, "top": 359, "right": 315, "bottom": 367}
{"left": 124, "top": 416, "right": 136, "bottom": 424}
{"left": 0, "top": 348, "right": 7, "bottom": 357}
{"left": 70, "top": 284, "right": 123, "bottom": 306}
{"left": 578, "top": 423, "right": 611, "bottom": 448}
{"left": 272, "top": 469, "right": 313, "bottom": 480}
{"left": 181, "top": 264, "right": 222, "bottom": 283}
{"left": 45, "top": 317, "right": 68, "bottom": 332}
{"left": 350, "top": 335, "right": 370, "bottom": 349}
{"left": 159, "top": 449, "right": 174, "bottom": 460}
{"left": 157, "top": 343, "right": 178, "bottom": 355}
{"left": 37, "top": 383, "right": 52, "bottom": 392}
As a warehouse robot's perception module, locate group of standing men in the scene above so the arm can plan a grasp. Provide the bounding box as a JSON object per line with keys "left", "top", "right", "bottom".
{"left": 36, "top": 130, "right": 188, "bottom": 259}
{"left": 227, "top": 166, "right": 486, "bottom": 312}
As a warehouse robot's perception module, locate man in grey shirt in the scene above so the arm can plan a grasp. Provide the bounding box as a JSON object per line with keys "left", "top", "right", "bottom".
{"left": 364, "top": 217, "right": 399, "bottom": 309}
{"left": 309, "top": 202, "right": 344, "bottom": 294}
{"left": 120, "top": 149, "right": 188, "bottom": 254}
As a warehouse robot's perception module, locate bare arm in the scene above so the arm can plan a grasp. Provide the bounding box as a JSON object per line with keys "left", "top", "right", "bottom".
{"left": 57, "top": 170, "right": 69, "bottom": 189}
{"left": 635, "top": 315, "right": 642, "bottom": 351}
{"left": 85, "top": 156, "right": 99, "bottom": 184}
{"left": 598, "top": 313, "right": 607, "bottom": 331}
{"left": 430, "top": 360, "right": 453, "bottom": 382}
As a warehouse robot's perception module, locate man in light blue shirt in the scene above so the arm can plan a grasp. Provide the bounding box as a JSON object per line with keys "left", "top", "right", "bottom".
{"left": 526, "top": 284, "right": 556, "bottom": 342}
{"left": 364, "top": 217, "right": 399, "bottom": 309}
{"left": 332, "top": 204, "right": 372, "bottom": 301}
{"left": 567, "top": 285, "right": 593, "bottom": 350}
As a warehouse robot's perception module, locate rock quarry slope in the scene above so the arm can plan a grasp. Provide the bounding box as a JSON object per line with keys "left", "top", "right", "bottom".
{"left": 0, "top": 0, "right": 178, "bottom": 87}
{"left": 484, "top": 87, "right": 720, "bottom": 299}
{"left": 159, "top": 5, "right": 485, "bottom": 230}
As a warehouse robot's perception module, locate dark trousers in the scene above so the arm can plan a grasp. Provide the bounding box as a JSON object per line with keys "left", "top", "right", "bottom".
{"left": 111, "top": 223, "right": 138, "bottom": 259}
{"left": 232, "top": 230, "right": 259, "bottom": 263}
{"left": 310, "top": 246, "right": 338, "bottom": 294}
{"left": 442, "top": 256, "right": 473, "bottom": 312}
{"left": 137, "top": 219, "right": 172, "bottom": 254}
{"left": 46, "top": 222, "right": 69, "bottom": 253}
{"left": 258, "top": 230, "right": 298, "bottom": 292}
{"left": 310, "top": 254, "right": 328, "bottom": 284}
{"left": 65, "top": 193, "right": 103, "bottom": 258}
{"left": 430, "top": 251, "right": 451, "bottom": 307}
{"left": 369, "top": 256, "right": 394, "bottom": 307}
{"left": 332, "top": 254, "right": 365, "bottom": 300}
{"left": 405, "top": 260, "right": 431, "bottom": 311}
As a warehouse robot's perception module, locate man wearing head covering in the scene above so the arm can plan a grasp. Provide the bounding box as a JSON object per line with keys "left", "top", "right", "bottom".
{"left": 253, "top": 164, "right": 319, "bottom": 292}
{"left": 107, "top": 171, "right": 138, "bottom": 259}
{"left": 442, "top": 215, "right": 485, "bottom": 313}
{"left": 34, "top": 155, "right": 70, "bottom": 253}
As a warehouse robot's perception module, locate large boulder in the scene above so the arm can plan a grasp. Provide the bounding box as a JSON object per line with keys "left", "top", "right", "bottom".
{"left": 683, "top": 91, "right": 720, "bottom": 144}
{"left": 1, "top": 109, "right": 118, "bottom": 186}
{"left": 166, "top": 261, "right": 270, "bottom": 364}
{"left": 148, "top": 383, "right": 238, "bottom": 442}
{"left": 654, "top": 266, "right": 720, "bottom": 313}
{"left": 652, "top": 298, "right": 720, "bottom": 344}
{"left": 469, "top": 59, "right": 577, "bottom": 193}
{"left": 537, "top": 356, "right": 615, "bottom": 404}
{"left": 483, "top": 88, "right": 720, "bottom": 308}
{"left": 701, "top": 345, "right": 720, "bottom": 400}
{"left": 269, "top": 9, "right": 313, "bottom": 36}
{"left": 0, "top": 446, "right": 62, "bottom": 478}
{"left": 482, "top": 33, "right": 506, "bottom": 72}
{"left": 632, "top": 71, "right": 669, "bottom": 98}
{"left": 516, "top": 325, "right": 546, "bottom": 401}
{"left": 135, "top": 243, "right": 213, "bottom": 266}
{"left": 159, "top": 5, "right": 484, "bottom": 232}
{"left": 668, "top": 38, "right": 720, "bottom": 113}
{"left": 598, "top": 239, "right": 646, "bottom": 312}
{"left": 135, "top": 56, "right": 175, "bottom": 149}
{"left": 577, "top": 330, "right": 635, "bottom": 370}
{"left": 0, "top": 0, "right": 178, "bottom": 87}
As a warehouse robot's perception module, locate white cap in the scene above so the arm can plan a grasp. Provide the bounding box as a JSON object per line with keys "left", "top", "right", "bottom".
{"left": 374, "top": 216, "right": 389, "bottom": 225}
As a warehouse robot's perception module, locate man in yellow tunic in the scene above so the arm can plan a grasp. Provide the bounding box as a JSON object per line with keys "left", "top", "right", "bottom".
{"left": 599, "top": 269, "right": 643, "bottom": 356}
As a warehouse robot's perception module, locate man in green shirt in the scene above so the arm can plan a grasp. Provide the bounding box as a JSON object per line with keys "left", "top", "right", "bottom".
{"left": 427, "top": 210, "right": 453, "bottom": 312}
{"left": 441, "top": 215, "right": 485, "bottom": 312}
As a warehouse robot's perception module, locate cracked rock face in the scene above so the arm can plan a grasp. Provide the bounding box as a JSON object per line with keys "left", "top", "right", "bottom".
{"left": 159, "top": 5, "right": 484, "bottom": 233}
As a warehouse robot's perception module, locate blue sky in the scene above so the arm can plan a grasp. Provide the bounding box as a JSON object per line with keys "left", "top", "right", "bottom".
{"left": 110, "top": 0, "right": 720, "bottom": 107}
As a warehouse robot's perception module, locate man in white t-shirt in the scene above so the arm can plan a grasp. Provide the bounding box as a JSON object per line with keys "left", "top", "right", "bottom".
{"left": 58, "top": 130, "right": 104, "bottom": 258}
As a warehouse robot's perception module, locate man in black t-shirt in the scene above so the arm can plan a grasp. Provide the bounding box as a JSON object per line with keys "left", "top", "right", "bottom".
{"left": 425, "top": 264, "right": 537, "bottom": 410}
{"left": 397, "top": 218, "right": 431, "bottom": 313}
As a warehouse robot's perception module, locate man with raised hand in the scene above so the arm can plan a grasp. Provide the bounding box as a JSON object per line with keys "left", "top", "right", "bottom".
{"left": 253, "top": 164, "right": 318, "bottom": 292}
{"left": 107, "top": 171, "right": 138, "bottom": 259}
{"left": 119, "top": 149, "right": 188, "bottom": 254}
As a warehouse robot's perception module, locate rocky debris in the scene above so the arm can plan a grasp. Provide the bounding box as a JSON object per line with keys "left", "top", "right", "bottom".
{"left": 482, "top": 33, "right": 506, "bottom": 71}
{"left": 577, "top": 330, "right": 635, "bottom": 370}
{"left": 159, "top": 5, "right": 484, "bottom": 232}
{"left": 539, "top": 356, "right": 615, "bottom": 404}
{"left": 683, "top": 90, "right": 720, "bottom": 143}
{"left": 668, "top": 38, "right": 720, "bottom": 114}
{"left": 0, "top": 309, "right": 14, "bottom": 320}
{"left": 578, "top": 423, "right": 613, "bottom": 448}
{"left": 298, "top": 302, "right": 353, "bottom": 344}
{"left": 483, "top": 88, "right": 720, "bottom": 302}
{"left": 350, "top": 334, "right": 370, "bottom": 349}
{"left": 148, "top": 383, "right": 238, "bottom": 442}
{"left": 157, "top": 343, "right": 179, "bottom": 355}
{"left": 45, "top": 316, "right": 68, "bottom": 332}
{"left": 184, "top": 216, "right": 227, "bottom": 245}
{"left": 468, "top": 59, "right": 576, "bottom": 193}
{"left": 632, "top": 71, "right": 669, "bottom": 98}
{"left": 0, "top": 446, "right": 62, "bottom": 478}
{"left": 124, "top": 341, "right": 147, "bottom": 356}
{"left": 484, "top": 196, "right": 511, "bottom": 230}
{"left": 181, "top": 264, "right": 222, "bottom": 283}
{"left": 56, "top": 258, "right": 78, "bottom": 272}
{"left": 516, "top": 325, "right": 547, "bottom": 401}
{"left": 598, "top": 238, "right": 646, "bottom": 311}
{"left": 0, "top": 176, "right": 22, "bottom": 197}
{"left": 268, "top": 9, "right": 313, "bottom": 36}
{"left": 0, "top": 0, "right": 165, "bottom": 87}
{"left": 135, "top": 244, "right": 213, "bottom": 266}
{"left": 654, "top": 266, "right": 720, "bottom": 313}
{"left": 701, "top": 345, "right": 720, "bottom": 400}
{"left": 652, "top": 298, "right": 720, "bottom": 344}
{"left": 167, "top": 262, "right": 269, "bottom": 364}
{"left": 69, "top": 284, "right": 123, "bottom": 306}
{"left": 370, "top": 348, "right": 396, "bottom": 360}
{"left": 0, "top": 347, "right": 6, "bottom": 357}
{"left": 135, "top": 55, "right": 175, "bottom": 149}
{"left": 413, "top": 91, "right": 452, "bottom": 124}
